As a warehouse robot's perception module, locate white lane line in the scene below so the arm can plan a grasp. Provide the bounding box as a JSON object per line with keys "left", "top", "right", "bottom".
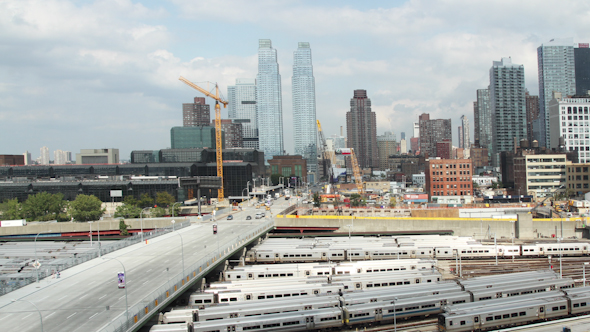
{"left": 87, "top": 281, "right": 96, "bottom": 285}
{"left": 99, "top": 295, "right": 107, "bottom": 300}
{"left": 142, "top": 280, "right": 149, "bottom": 285}
{"left": 58, "top": 295, "right": 68, "bottom": 301}
{"left": 146, "top": 269, "right": 152, "bottom": 272}
{"left": 88, "top": 312, "right": 99, "bottom": 320}
{"left": 119, "top": 295, "right": 125, "bottom": 300}
{"left": 80, "top": 294, "right": 88, "bottom": 299}
{"left": 3, "top": 314, "right": 12, "bottom": 319}
{"left": 37, "top": 295, "right": 49, "bottom": 302}
{"left": 46, "top": 312, "right": 56, "bottom": 318}
{"left": 67, "top": 312, "right": 77, "bottom": 319}
{"left": 22, "top": 313, "right": 33, "bottom": 319}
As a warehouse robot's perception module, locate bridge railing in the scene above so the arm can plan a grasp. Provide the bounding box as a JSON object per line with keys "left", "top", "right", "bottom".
{"left": 0, "top": 221, "right": 191, "bottom": 296}
{"left": 99, "top": 218, "right": 275, "bottom": 332}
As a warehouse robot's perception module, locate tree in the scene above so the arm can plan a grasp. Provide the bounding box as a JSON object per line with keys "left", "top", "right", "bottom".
{"left": 0, "top": 198, "right": 23, "bottom": 220}
{"left": 312, "top": 192, "right": 321, "bottom": 207}
{"left": 137, "top": 193, "right": 154, "bottom": 208}
{"left": 389, "top": 197, "right": 397, "bottom": 208}
{"left": 472, "top": 181, "right": 479, "bottom": 189}
{"left": 270, "top": 174, "right": 281, "bottom": 186}
{"left": 123, "top": 195, "right": 138, "bottom": 207}
{"left": 350, "top": 194, "right": 365, "bottom": 207}
{"left": 70, "top": 194, "right": 105, "bottom": 221}
{"left": 22, "top": 192, "right": 66, "bottom": 221}
{"left": 152, "top": 206, "right": 166, "bottom": 218}
{"left": 114, "top": 204, "right": 141, "bottom": 219}
{"left": 155, "top": 192, "right": 175, "bottom": 208}
{"left": 491, "top": 181, "right": 503, "bottom": 189}
{"left": 119, "top": 219, "right": 129, "bottom": 236}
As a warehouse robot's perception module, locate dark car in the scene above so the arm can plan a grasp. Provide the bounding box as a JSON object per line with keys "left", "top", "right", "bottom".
{"left": 246, "top": 215, "right": 252, "bottom": 220}
{"left": 227, "top": 215, "right": 233, "bottom": 220}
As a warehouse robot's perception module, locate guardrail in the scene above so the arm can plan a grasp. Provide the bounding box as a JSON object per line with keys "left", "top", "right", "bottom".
{"left": 99, "top": 218, "right": 275, "bottom": 332}
{"left": 0, "top": 221, "right": 191, "bottom": 296}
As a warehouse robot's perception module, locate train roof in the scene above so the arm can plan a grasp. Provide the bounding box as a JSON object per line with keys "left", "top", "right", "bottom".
{"left": 192, "top": 307, "right": 342, "bottom": 328}
{"left": 442, "top": 295, "right": 568, "bottom": 317}
{"left": 446, "top": 290, "right": 564, "bottom": 313}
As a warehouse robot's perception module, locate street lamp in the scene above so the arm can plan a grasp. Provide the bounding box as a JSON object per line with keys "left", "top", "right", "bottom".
{"left": 11, "top": 299, "right": 43, "bottom": 332}
{"left": 393, "top": 296, "right": 398, "bottom": 332}
{"left": 171, "top": 220, "right": 185, "bottom": 277}
{"left": 102, "top": 257, "right": 129, "bottom": 326}
{"left": 34, "top": 231, "right": 48, "bottom": 283}
{"left": 140, "top": 207, "right": 151, "bottom": 243}
{"left": 584, "top": 262, "right": 589, "bottom": 287}
{"left": 172, "top": 202, "right": 181, "bottom": 218}
{"left": 559, "top": 237, "right": 563, "bottom": 279}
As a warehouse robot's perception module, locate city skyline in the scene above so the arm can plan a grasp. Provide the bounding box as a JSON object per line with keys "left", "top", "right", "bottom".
{"left": 2, "top": 1, "right": 590, "bottom": 159}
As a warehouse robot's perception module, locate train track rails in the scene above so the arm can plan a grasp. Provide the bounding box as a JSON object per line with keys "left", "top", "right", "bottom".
{"left": 340, "top": 318, "right": 438, "bottom": 331}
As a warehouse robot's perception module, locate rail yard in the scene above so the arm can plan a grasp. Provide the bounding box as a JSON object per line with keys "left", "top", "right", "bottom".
{"left": 151, "top": 234, "right": 590, "bottom": 332}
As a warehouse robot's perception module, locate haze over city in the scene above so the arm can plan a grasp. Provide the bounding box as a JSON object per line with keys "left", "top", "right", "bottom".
{"left": 2, "top": 0, "right": 590, "bottom": 160}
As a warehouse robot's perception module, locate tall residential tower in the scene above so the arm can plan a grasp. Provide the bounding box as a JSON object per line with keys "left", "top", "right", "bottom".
{"left": 256, "top": 39, "right": 284, "bottom": 161}
{"left": 537, "top": 38, "right": 576, "bottom": 147}
{"left": 228, "top": 78, "right": 258, "bottom": 149}
{"left": 346, "top": 90, "right": 378, "bottom": 169}
{"left": 292, "top": 42, "right": 317, "bottom": 177}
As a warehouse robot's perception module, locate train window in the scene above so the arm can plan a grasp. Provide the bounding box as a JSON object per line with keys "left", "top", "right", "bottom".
{"left": 519, "top": 312, "right": 526, "bottom": 316}
{"left": 322, "top": 253, "right": 326, "bottom": 256}
{"left": 494, "top": 315, "right": 501, "bottom": 320}
{"left": 460, "top": 321, "right": 466, "bottom": 325}
{"left": 272, "top": 274, "right": 278, "bottom": 277}
{"left": 301, "top": 292, "right": 308, "bottom": 295}
{"left": 560, "top": 306, "right": 566, "bottom": 310}
{"left": 367, "top": 284, "right": 373, "bottom": 288}
{"left": 283, "top": 321, "right": 299, "bottom": 326}
{"left": 356, "top": 283, "right": 361, "bottom": 289}
{"left": 540, "top": 307, "right": 544, "bottom": 313}
{"left": 552, "top": 306, "right": 558, "bottom": 311}
{"left": 511, "top": 313, "right": 517, "bottom": 317}
{"left": 422, "top": 304, "right": 436, "bottom": 308}
{"left": 581, "top": 302, "right": 587, "bottom": 306}
{"left": 416, "top": 279, "right": 420, "bottom": 283}
{"left": 474, "top": 317, "right": 479, "bottom": 323}
{"left": 503, "top": 314, "right": 509, "bottom": 319}
{"left": 306, "top": 271, "right": 310, "bottom": 276}
{"left": 288, "top": 273, "right": 293, "bottom": 276}
{"left": 486, "top": 317, "right": 493, "bottom": 322}
{"left": 574, "top": 303, "right": 580, "bottom": 308}
{"left": 246, "top": 295, "right": 251, "bottom": 300}
{"left": 204, "top": 299, "right": 212, "bottom": 303}
{"left": 221, "top": 298, "right": 228, "bottom": 302}
{"left": 263, "top": 323, "right": 281, "bottom": 328}
{"left": 258, "top": 296, "right": 265, "bottom": 299}
{"left": 449, "top": 321, "right": 453, "bottom": 326}
{"left": 397, "top": 282, "right": 403, "bottom": 285}
{"left": 267, "top": 295, "right": 274, "bottom": 299}
{"left": 404, "top": 281, "right": 410, "bottom": 285}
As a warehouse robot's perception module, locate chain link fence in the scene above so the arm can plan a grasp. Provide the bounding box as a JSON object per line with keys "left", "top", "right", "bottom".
{"left": 0, "top": 220, "right": 191, "bottom": 296}
{"left": 98, "top": 219, "right": 274, "bottom": 332}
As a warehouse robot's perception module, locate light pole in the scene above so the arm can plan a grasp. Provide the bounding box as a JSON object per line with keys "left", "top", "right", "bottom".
{"left": 171, "top": 220, "right": 185, "bottom": 277}
{"left": 89, "top": 221, "right": 93, "bottom": 246}
{"left": 393, "top": 296, "right": 398, "bottom": 332}
{"left": 140, "top": 207, "right": 151, "bottom": 243}
{"left": 559, "top": 237, "right": 562, "bottom": 279}
{"left": 103, "top": 257, "right": 129, "bottom": 326}
{"left": 584, "top": 262, "right": 589, "bottom": 287}
{"left": 12, "top": 299, "right": 43, "bottom": 332}
{"left": 172, "top": 202, "right": 181, "bottom": 218}
{"left": 34, "top": 231, "right": 43, "bottom": 283}
{"left": 493, "top": 232, "right": 498, "bottom": 266}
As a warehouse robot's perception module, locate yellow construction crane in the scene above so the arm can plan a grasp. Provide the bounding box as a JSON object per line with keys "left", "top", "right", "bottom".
{"left": 179, "top": 76, "right": 227, "bottom": 200}
{"left": 334, "top": 148, "right": 364, "bottom": 195}
{"left": 316, "top": 120, "right": 333, "bottom": 183}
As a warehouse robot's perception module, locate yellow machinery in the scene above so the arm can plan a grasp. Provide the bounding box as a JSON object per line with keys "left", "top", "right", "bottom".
{"left": 333, "top": 147, "right": 364, "bottom": 195}
{"left": 179, "top": 76, "right": 227, "bottom": 200}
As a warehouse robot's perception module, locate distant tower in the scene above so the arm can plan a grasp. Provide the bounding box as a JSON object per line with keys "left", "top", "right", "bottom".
{"left": 460, "top": 115, "right": 470, "bottom": 149}
{"left": 228, "top": 78, "right": 258, "bottom": 148}
{"left": 474, "top": 89, "right": 492, "bottom": 150}
{"left": 40, "top": 146, "right": 50, "bottom": 165}
{"left": 292, "top": 42, "right": 317, "bottom": 177}
{"left": 537, "top": 38, "right": 576, "bottom": 147}
{"left": 23, "top": 151, "right": 32, "bottom": 165}
{"left": 183, "top": 97, "right": 211, "bottom": 126}
{"left": 346, "top": 90, "right": 378, "bottom": 169}
{"left": 525, "top": 91, "right": 540, "bottom": 144}
{"left": 418, "top": 113, "right": 452, "bottom": 158}
{"left": 256, "top": 39, "right": 284, "bottom": 161}
{"left": 574, "top": 43, "right": 590, "bottom": 95}
{"left": 490, "top": 57, "right": 526, "bottom": 162}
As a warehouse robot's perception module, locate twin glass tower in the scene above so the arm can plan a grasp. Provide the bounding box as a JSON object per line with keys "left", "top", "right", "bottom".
{"left": 232, "top": 40, "right": 317, "bottom": 176}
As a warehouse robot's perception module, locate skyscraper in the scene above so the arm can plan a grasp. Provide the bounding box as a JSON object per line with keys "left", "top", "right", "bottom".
{"left": 183, "top": 97, "right": 211, "bottom": 127}
{"left": 490, "top": 57, "right": 527, "bottom": 162}
{"left": 346, "top": 90, "right": 378, "bottom": 169}
{"left": 40, "top": 146, "right": 49, "bottom": 165}
{"left": 537, "top": 38, "right": 576, "bottom": 147}
{"left": 525, "top": 91, "right": 540, "bottom": 144}
{"left": 256, "top": 39, "right": 284, "bottom": 161}
{"left": 459, "top": 115, "right": 470, "bottom": 149}
{"left": 377, "top": 131, "right": 397, "bottom": 170}
{"left": 474, "top": 89, "right": 492, "bottom": 150}
{"left": 574, "top": 43, "right": 590, "bottom": 96}
{"left": 292, "top": 42, "right": 317, "bottom": 176}
{"left": 418, "top": 113, "right": 452, "bottom": 158}
{"left": 228, "top": 78, "right": 258, "bottom": 149}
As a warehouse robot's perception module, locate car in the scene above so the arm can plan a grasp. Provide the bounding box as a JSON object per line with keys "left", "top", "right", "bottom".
{"left": 246, "top": 215, "right": 252, "bottom": 220}
{"left": 227, "top": 215, "right": 233, "bottom": 220}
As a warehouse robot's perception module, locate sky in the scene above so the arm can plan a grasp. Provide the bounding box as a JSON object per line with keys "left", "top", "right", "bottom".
{"left": 2, "top": 0, "right": 590, "bottom": 161}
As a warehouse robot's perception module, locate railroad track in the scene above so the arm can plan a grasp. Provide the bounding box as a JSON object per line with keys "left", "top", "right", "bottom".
{"left": 340, "top": 318, "right": 438, "bottom": 331}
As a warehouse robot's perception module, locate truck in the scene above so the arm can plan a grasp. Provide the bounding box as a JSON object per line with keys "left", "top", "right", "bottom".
{"left": 284, "top": 189, "right": 291, "bottom": 200}
{"left": 0, "top": 219, "right": 27, "bottom": 227}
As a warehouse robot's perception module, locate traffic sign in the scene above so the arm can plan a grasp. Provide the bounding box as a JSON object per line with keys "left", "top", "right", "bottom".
{"left": 32, "top": 260, "right": 41, "bottom": 269}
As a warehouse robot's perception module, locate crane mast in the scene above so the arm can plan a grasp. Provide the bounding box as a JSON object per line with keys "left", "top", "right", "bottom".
{"left": 179, "top": 76, "right": 227, "bottom": 200}
{"left": 316, "top": 120, "right": 332, "bottom": 183}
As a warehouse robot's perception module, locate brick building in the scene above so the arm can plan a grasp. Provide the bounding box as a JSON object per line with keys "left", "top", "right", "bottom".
{"left": 425, "top": 158, "right": 473, "bottom": 204}
{"left": 213, "top": 119, "right": 244, "bottom": 148}
{"left": 0, "top": 155, "right": 25, "bottom": 166}
{"left": 268, "top": 155, "right": 307, "bottom": 183}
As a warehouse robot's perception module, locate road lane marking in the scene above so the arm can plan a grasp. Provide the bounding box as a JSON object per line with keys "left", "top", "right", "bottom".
{"left": 80, "top": 294, "right": 88, "bottom": 299}
{"left": 58, "top": 295, "right": 68, "bottom": 301}
{"left": 22, "top": 313, "right": 33, "bottom": 319}
{"left": 37, "top": 295, "right": 49, "bottom": 301}
{"left": 3, "top": 314, "right": 12, "bottom": 319}
{"left": 146, "top": 269, "right": 152, "bottom": 272}
{"left": 89, "top": 312, "right": 99, "bottom": 320}
{"left": 67, "top": 312, "right": 77, "bottom": 319}
{"left": 46, "top": 312, "right": 56, "bottom": 318}
{"left": 119, "top": 295, "right": 125, "bottom": 300}
{"left": 142, "top": 280, "right": 149, "bottom": 285}
{"left": 99, "top": 295, "right": 107, "bottom": 300}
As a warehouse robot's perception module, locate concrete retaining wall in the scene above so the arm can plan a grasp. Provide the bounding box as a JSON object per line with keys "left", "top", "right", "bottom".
{"left": 275, "top": 214, "right": 586, "bottom": 240}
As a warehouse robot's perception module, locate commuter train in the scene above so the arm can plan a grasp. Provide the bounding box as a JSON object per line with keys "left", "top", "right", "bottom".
{"left": 155, "top": 281, "right": 589, "bottom": 332}
{"left": 246, "top": 242, "right": 590, "bottom": 263}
